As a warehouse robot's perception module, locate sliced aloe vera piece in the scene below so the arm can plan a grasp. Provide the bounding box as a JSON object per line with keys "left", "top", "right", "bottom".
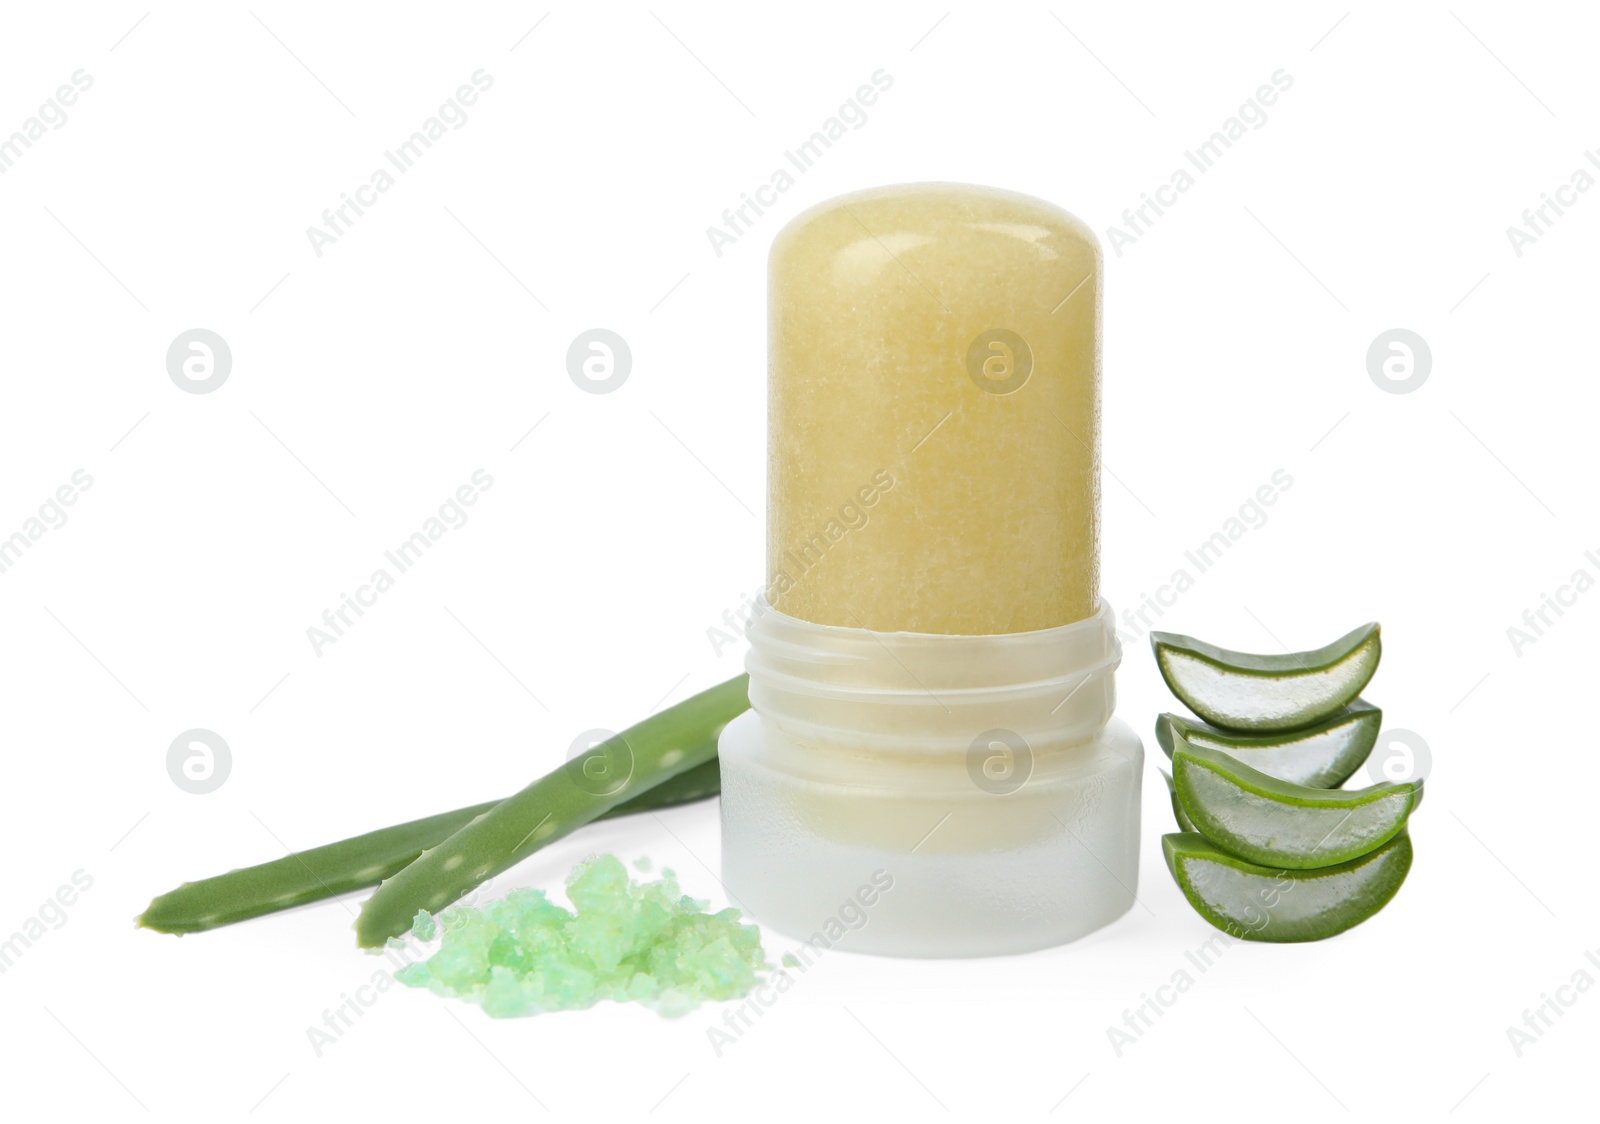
{"left": 1157, "top": 769, "right": 1198, "bottom": 832}
{"left": 1155, "top": 702, "right": 1381, "bottom": 788}
{"left": 1151, "top": 622, "right": 1380, "bottom": 731}
{"left": 1163, "top": 831, "right": 1411, "bottom": 943}
{"left": 1172, "top": 740, "right": 1421, "bottom": 868}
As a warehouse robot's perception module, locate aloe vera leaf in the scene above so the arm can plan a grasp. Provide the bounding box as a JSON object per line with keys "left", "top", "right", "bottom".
{"left": 1151, "top": 622, "right": 1380, "bottom": 731}
{"left": 1155, "top": 704, "right": 1380, "bottom": 788}
{"left": 1172, "top": 739, "right": 1421, "bottom": 869}
{"left": 354, "top": 674, "right": 749, "bottom": 948}
{"left": 139, "top": 731, "right": 732, "bottom": 934}
{"left": 1162, "top": 830, "right": 1412, "bottom": 943}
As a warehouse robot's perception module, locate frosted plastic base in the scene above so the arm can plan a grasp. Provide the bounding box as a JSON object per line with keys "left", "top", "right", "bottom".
{"left": 719, "top": 712, "right": 1144, "bottom": 958}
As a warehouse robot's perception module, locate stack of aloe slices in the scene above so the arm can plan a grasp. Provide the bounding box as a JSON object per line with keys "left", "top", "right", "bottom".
{"left": 1151, "top": 623, "right": 1422, "bottom": 943}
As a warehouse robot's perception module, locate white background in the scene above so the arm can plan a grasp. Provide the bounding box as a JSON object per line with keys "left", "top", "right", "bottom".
{"left": 0, "top": 2, "right": 1592, "bottom": 1120}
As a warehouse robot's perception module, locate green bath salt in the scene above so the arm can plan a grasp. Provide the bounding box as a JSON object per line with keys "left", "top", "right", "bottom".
{"left": 392, "top": 854, "right": 768, "bottom": 1018}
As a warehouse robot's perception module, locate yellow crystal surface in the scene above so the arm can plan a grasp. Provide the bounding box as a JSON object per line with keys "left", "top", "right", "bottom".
{"left": 766, "top": 183, "right": 1101, "bottom": 634}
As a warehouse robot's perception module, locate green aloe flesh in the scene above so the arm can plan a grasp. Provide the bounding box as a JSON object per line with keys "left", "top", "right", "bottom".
{"left": 354, "top": 675, "right": 750, "bottom": 948}
{"left": 1163, "top": 831, "right": 1412, "bottom": 943}
{"left": 1151, "top": 622, "right": 1380, "bottom": 732}
{"left": 1158, "top": 770, "right": 1198, "bottom": 832}
{"left": 139, "top": 682, "right": 743, "bottom": 936}
{"left": 1172, "top": 740, "right": 1421, "bottom": 869}
{"left": 1155, "top": 702, "right": 1381, "bottom": 788}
